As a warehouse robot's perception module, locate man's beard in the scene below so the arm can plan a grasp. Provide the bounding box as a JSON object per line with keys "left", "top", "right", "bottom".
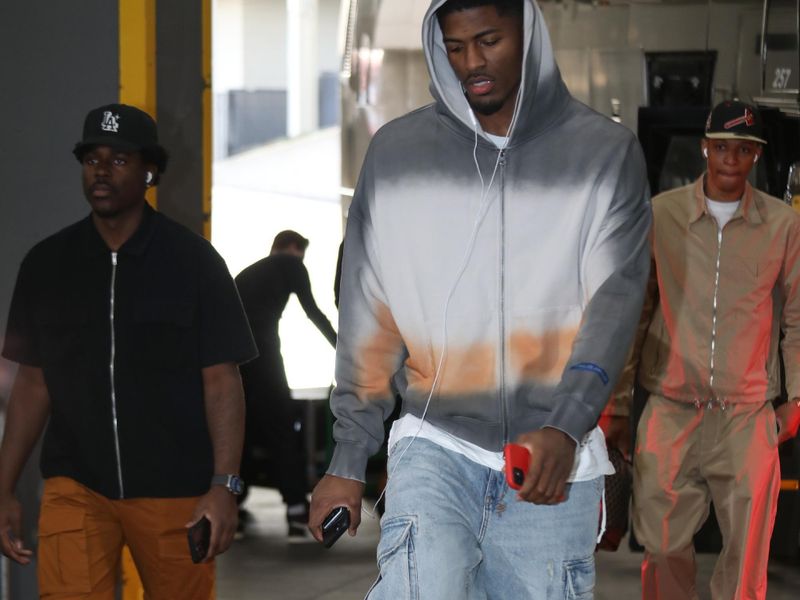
{"left": 468, "top": 96, "right": 505, "bottom": 116}
{"left": 91, "top": 206, "right": 124, "bottom": 219}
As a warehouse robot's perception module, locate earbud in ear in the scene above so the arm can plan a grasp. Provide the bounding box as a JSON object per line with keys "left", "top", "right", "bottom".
{"left": 703, "top": 148, "right": 708, "bottom": 159}
{"left": 145, "top": 171, "right": 154, "bottom": 185}
{"left": 754, "top": 155, "right": 759, "bottom": 163}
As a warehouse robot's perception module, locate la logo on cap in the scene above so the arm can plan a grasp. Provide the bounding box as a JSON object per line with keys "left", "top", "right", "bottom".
{"left": 101, "top": 111, "right": 120, "bottom": 133}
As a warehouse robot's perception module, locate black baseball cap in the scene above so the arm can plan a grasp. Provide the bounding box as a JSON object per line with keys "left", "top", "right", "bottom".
{"left": 72, "top": 103, "right": 168, "bottom": 172}
{"left": 705, "top": 100, "right": 767, "bottom": 145}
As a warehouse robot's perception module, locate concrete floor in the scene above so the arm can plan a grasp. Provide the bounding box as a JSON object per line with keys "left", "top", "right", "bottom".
{"left": 217, "top": 488, "right": 379, "bottom": 599}
{"left": 217, "top": 487, "right": 800, "bottom": 600}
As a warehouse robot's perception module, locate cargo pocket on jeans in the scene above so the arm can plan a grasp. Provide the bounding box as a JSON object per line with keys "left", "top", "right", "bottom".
{"left": 38, "top": 507, "right": 91, "bottom": 594}
{"left": 563, "top": 555, "right": 594, "bottom": 600}
{"left": 365, "top": 516, "right": 418, "bottom": 600}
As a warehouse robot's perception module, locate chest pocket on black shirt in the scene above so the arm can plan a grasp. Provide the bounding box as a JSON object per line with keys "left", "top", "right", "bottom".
{"left": 134, "top": 301, "right": 195, "bottom": 368}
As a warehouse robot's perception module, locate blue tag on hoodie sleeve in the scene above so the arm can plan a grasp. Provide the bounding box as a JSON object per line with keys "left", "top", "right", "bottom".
{"left": 569, "top": 362, "right": 609, "bottom": 385}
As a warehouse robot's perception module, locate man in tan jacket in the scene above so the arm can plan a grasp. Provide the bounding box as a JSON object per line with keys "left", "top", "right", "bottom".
{"left": 616, "top": 100, "right": 800, "bottom": 600}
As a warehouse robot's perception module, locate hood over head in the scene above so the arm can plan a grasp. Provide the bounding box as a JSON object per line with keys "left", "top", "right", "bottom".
{"left": 422, "top": 0, "right": 570, "bottom": 144}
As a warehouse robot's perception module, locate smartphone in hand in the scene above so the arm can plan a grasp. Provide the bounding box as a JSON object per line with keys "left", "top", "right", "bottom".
{"left": 503, "top": 443, "right": 531, "bottom": 490}
{"left": 187, "top": 517, "right": 211, "bottom": 563}
{"left": 322, "top": 507, "right": 350, "bottom": 548}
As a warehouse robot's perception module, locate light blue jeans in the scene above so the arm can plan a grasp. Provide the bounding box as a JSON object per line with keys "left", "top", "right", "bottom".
{"left": 366, "top": 438, "right": 603, "bottom": 600}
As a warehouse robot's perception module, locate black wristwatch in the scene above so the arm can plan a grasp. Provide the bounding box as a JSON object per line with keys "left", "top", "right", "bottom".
{"left": 211, "top": 474, "right": 244, "bottom": 496}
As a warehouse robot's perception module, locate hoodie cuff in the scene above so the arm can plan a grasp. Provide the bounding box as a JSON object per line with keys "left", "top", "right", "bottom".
{"left": 326, "top": 441, "right": 370, "bottom": 484}
{"left": 543, "top": 393, "right": 599, "bottom": 444}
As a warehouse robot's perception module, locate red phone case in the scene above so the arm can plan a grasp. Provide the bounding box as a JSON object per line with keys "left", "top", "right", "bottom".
{"left": 503, "top": 443, "right": 531, "bottom": 490}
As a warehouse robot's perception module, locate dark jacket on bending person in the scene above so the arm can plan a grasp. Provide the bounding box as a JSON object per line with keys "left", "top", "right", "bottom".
{"left": 236, "top": 254, "right": 336, "bottom": 389}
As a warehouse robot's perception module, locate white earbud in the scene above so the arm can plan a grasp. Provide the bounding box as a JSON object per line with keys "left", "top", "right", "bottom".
{"left": 754, "top": 155, "right": 759, "bottom": 163}
{"left": 145, "top": 171, "right": 154, "bottom": 185}
{"left": 703, "top": 148, "right": 708, "bottom": 159}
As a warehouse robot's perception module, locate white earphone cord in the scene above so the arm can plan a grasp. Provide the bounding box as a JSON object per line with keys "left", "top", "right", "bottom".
{"left": 361, "top": 90, "right": 523, "bottom": 519}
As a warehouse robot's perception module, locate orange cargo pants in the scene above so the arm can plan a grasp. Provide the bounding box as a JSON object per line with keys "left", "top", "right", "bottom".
{"left": 633, "top": 395, "right": 780, "bottom": 600}
{"left": 37, "top": 477, "right": 214, "bottom": 600}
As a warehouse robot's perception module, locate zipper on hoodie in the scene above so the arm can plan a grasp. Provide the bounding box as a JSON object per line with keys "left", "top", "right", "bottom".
{"left": 498, "top": 149, "right": 509, "bottom": 444}
{"left": 708, "top": 227, "right": 723, "bottom": 406}
{"left": 109, "top": 252, "right": 125, "bottom": 497}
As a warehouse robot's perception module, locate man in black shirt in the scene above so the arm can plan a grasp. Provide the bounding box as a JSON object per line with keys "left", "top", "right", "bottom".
{"left": 0, "top": 104, "right": 257, "bottom": 598}
{"left": 235, "top": 231, "right": 336, "bottom": 538}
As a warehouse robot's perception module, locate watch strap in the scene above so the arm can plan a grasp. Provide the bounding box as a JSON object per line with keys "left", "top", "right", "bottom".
{"left": 211, "top": 474, "right": 243, "bottom": 495}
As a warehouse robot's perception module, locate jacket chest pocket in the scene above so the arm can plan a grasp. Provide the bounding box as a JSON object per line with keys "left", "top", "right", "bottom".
{"left": 728, "top": 256, "right": 781, "bottom": 285}
{"left": 133, "top": 301, "right": 196, "bottom": 368}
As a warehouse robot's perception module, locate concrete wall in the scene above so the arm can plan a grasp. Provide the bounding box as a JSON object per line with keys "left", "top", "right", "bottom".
{"left": 0, "top": 0, "right": 118, "bottom": 359}
{"left": 213, "top": 0, "right": 246, "bottom": 92}
{"left": 319, "top": 0, "right": 342, "bottom": 74}
{"left": 213, "top": 0, "right": 342, "bottom": 156}
{"left": 157, "top": 1, "right": 207, "bottom": 234}
{"left": 244, "top": 0, "right": 289, "bottom": 89}
{"left": 214, "top": 0, "right": 339, "bottom": 92}
{"left": 541, "top": 1, "right": 766, "bottom": 123}
{"left": 0, "top": 4, "right": 118, "bottom": 595}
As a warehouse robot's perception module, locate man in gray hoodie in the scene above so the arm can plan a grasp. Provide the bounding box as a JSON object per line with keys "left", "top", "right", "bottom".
{"left": 310, "top": 0, "right": 651, "bottom": 596}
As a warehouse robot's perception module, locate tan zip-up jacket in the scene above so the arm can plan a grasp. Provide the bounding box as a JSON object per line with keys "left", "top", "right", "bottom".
{"left": 608, "top": 175, "right": 800, "bottom": 415}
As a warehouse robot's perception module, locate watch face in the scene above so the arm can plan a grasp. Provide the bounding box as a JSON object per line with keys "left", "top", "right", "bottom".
{"left": 230, "top": 475, "right": 244, "bottom": 495}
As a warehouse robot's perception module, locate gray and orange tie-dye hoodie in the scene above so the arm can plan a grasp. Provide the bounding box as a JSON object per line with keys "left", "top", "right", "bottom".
{"left": 328, "top": 0, "right": 651, "bottom": 482}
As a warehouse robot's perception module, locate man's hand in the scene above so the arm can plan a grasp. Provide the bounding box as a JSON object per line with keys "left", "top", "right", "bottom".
{"left": 308, "top": 475, "right": 364, "bottom": 543}
{"left": 185, "top": 486, "right": 238, "bottom": 562}
{"left": 0, "top": 494, "right": 32, "bottom": 564}
{"left": 515, "top": 427, "right": 577, "bottom": 505}
{"left": 776, "top": 400, "right": 800, "bottom": 445}
{"left": 598, "top": 414, "right": 631, "bottom": 459}
{"left": 0, "top": 365, "right": 50, "bottom": 566}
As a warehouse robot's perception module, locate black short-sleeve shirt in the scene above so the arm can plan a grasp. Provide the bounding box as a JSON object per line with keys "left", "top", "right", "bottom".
{"left": 2, "top": 204, "right": 257, "bottom": 499}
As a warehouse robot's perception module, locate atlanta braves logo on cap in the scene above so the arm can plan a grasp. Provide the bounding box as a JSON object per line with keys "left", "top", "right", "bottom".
{"left": 100, "top": 111, "right": 120, "bottom": 133}
{"left": 705, "top": 100, "right": 767, "bottom": 144}
{"left": 724, "top": 107, "right": 755, "bottom": 130}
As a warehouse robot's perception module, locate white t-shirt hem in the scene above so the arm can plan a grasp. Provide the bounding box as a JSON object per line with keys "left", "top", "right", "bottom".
{"left": 388, "top": 414, "right": 614, "bottom": 482}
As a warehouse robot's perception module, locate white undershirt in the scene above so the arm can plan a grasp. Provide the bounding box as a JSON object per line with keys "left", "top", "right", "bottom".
{"left": 388, "top": 414, "right": 614, "bottom": 483}
{"left": 706, "top": 197, "right": 741, "bottom": 230}
{"left": 485, "top": 133, "right": 509, "bottom": 148}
